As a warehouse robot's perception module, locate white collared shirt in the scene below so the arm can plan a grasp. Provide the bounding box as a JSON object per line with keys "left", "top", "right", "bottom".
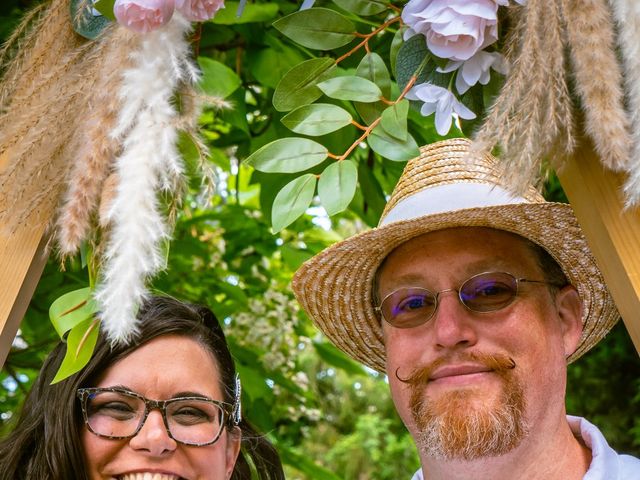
{"left": 410, "top": 416, "right": 640, "bottom": 480}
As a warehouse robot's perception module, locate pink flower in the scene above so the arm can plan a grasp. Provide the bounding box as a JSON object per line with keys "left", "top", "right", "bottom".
{"left": 114, "top": 0, "right": 175, "bottom": 33}
{"left": 175, "top": 0, "right": 225, "bottom": 21}
{"left": 402, "top": 0, "right": 499, "bottom": 61}
{"left": 406, "top": 83, "right": 476, "bottom": 135}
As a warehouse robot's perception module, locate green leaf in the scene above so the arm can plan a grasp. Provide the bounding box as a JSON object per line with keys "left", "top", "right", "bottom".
{"left": 354, "top": 52, "right": 392, "bottom": 124}
{"left": 245, "top": 138, "right": 328, "bottom": 173}
{"left": 197, "top": 57, "right": 241, "bottom": 98}
{"left": 380, "top": 100, "right": 409, "bottom": 141}
{"left": 390, "top": 26, "right": 406, "bottom": 75}
{"left": 93, "top": 0, "right": 116, "bottom": 21}
{"left": 331, "top": 0, "right": 390, "bottom": 16}
{"left": 273, "top": 58, "right": 337, "bottom": 112}
{"left": 248, "top": 44, "right": 305, "bottom": 90}
{"left": 273, "top": 8, "right": 356, "bottom": 50}
{"left": 317, "top": 76, "right": 382, "bottom": 103}
{"left": 71, "top": 0, "right": 111, "bottom": 39}
{"left": 356, "top": 161, "right": 386, "bottom": 226}
{"left": 282, "top": 104, "right": 352, "bottom": 136}
{"left": 271, "top": 174, "right": 317, "bottom": 232}
{"left": 395, "top": 34, "right": 431, "bottom": 91}
{"left": 318, "top": 160, "right": 358, "bottom": 215}
{"left": 356, "top": 52, "right": 391, "bottom": 98}
{"left": 368, "top": 124, "right": 420, "bottom": 161}
{"left": 49, "top": 287, "right": 98, "bottom": 339}
{"left": 314, "top": 340, "right": 366, "bottom": 375}
{"left": 51, "top": 317, "right": 100, "bottom": 384}
{"left": 280, "top": 244, "right": 314, "bottom": 270}
{"left": 212, "top": 1, "right": 279, "bottom": 24}
{"left": 279, "top": 444, "right": 344, "bottom": 480}
{"left": 220, "top": 87, "right": 249, "bottom": 134}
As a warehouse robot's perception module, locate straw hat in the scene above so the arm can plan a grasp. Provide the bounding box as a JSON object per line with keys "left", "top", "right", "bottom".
{"left": 292, "top": 138, "right": 619, "bottom": 373}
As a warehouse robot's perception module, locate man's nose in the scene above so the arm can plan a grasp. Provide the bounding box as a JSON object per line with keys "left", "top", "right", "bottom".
{"left": 431, "top": 291, "right": 479, "bottom": 349}
{"left": 128, "top": 410, "right": 177, "bottom": 456}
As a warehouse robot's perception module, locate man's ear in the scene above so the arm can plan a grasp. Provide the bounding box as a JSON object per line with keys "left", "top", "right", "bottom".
{"left": 554, "top": 285, "right": 584, "bottom": 357}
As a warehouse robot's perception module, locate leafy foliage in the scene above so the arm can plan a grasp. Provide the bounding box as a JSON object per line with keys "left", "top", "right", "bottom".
{"left": 0, "top": 4, "right": 639, "bottom": 480}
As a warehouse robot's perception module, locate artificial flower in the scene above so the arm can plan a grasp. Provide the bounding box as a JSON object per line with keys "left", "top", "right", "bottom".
{"left": 114, "top": 0, "right": 175, "bottom": 33}
{"left": 439, "top": 51, "right": 508, "bottom": 94}
{"left": 402, "top": 0, "right": 499, "bottom": 61}
{"left": 175, "top": 0, "right": 225, "bottom": 21}
{"left": 406, "top": 83, "right": 476, "bottom": 135}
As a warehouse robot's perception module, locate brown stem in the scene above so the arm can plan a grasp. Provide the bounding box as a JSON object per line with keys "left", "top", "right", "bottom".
{"left": 351, "top": 120, "right": 368, "bottom": 131}
{"left": 335, "top": 75, "right": 418, "bottom": 161}
{"left": 339, "top": 117, "right": 382, "bottom": 160}
{"left": 335, "top": 16, "right": 402, "bottom": 65}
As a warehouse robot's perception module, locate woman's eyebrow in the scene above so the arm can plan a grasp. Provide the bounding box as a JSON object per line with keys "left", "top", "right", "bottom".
{"left": 98, "top": 383, "right": 133, "bottom": 391}
{"left": 172, "top": 391, "right": 214, "bottom": 399}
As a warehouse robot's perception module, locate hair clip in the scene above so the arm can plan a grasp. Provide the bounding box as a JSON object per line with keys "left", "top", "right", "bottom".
{"left": 232, "top": 373, "right": 242, "bottom": 425}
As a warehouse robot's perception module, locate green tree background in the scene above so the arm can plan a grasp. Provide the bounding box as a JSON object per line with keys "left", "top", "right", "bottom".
{"left": 1, "top": 1, "right": 639, "bottom": 478}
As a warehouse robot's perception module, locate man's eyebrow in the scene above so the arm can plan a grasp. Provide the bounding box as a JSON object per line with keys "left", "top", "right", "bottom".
{"left": 462, "top": 258, "right": 515, "bottom": 274}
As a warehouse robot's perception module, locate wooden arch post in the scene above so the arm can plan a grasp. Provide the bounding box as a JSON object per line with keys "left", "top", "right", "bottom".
{"left": 557, "top": 141, "right": 640, "bottom": 354}
{"left": 0, "top": 148, "right": 51, "bottom": 368}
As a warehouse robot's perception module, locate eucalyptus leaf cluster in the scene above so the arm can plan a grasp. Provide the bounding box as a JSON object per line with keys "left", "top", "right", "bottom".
{"left": 243, "top": 0, "right": 503, "bottom": 233}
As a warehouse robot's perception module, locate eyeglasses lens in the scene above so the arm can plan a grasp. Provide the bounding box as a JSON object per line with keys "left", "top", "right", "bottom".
{"left": 381, "top": 272, "right": 519, "bottom": 328}
{"left": 85, "top": 391, "right": 225, "bottom": 445}
{"left": 459, "top": 272, "right": 518, "bottom": 312}
{"left": 381, "top": 288, "right": 437, "bottom": 328}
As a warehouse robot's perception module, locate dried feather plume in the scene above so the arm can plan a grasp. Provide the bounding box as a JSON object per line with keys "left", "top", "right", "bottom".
{"left": 0, "top": 2, "right": 227, "bottom": 344}
{"left": 473, "top": 0, "right": 632, "bottom": 198}
{"left": 562, "top": 0, "right": 631, "bottom": 172}
{"left": 473, "top": 0, "right": 575, "bottom": 192}
{"left": 609, "top": 0, "right": 640, "bottom": 206}
{"left": 0, "top": 0, "right": 91, "bottom": 228}
{"left": 95, "top": 13, "right": 199, "bottom": 342}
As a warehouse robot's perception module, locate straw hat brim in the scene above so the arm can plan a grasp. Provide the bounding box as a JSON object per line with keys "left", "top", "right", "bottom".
{"left": 292, "top": 202, "right": 619, "bottom": 373}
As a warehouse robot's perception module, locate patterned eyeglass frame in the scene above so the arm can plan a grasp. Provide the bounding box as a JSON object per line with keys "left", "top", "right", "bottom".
{"left": 76, "top": 386, "right": 237, "bottom": 447}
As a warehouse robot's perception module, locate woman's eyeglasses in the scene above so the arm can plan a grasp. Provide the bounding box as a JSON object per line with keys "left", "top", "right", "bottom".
{"left": 376, "top": 271, "right": 559, "bottom": 329}
{"left": 76, "top": 387, "right": 235, "bottom": 446}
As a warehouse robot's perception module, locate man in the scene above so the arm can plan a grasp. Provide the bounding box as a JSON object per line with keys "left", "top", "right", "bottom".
{"left": 292, "top": 138, "right": 639, "bottom": 479}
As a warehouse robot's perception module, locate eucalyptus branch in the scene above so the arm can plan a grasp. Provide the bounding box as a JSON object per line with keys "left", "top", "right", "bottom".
{"left": 330, "top": 75, "right": 418, "bottom": 161}
{"left": 335, "top": 16, "right": 402, "bottom": 65}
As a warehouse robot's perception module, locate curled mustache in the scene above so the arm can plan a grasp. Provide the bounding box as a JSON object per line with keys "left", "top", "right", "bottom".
{"left": 395, "top": 352, "right": 516, "bottom": 385}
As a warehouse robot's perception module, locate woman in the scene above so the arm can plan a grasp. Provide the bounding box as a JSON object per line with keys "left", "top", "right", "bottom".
{"left": 0, "top": 296, "right": 284, "bottom": 480}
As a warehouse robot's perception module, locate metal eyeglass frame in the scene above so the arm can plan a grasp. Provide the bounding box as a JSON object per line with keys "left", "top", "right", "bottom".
{"left": 76, "top": 387, "right": 236, "bottom": 447}
{"left": 375, "top": 271, "right": 559, "bottom": 328}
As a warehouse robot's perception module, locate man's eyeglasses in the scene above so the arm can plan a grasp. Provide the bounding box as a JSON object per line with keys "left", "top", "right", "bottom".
{"left": 76, "top": 387, "right": 236, "bottom": 446}
{"left": 376, "top": 271, "right": 559, "bottom": 329}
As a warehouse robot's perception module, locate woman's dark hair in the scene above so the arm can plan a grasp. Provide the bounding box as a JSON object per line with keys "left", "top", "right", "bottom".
{"left": 0, "top": 296, "right": 284, "bottom": 480}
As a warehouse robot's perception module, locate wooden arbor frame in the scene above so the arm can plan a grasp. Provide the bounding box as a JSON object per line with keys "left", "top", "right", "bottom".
{"left": 1, "top": 144, "right": 640, "bottom": 368}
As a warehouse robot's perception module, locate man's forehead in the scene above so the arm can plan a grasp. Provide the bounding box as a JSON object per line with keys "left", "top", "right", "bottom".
{"left": 376, "top": 227, "right": 540, "bottom": 278}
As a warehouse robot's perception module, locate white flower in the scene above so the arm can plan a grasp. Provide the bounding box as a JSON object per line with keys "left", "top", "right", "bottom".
{"left": 438, "top": 51, "right": 508, "bottom": 94}
{"left": 406, "top": 83, "right": 476, "bottom": 135}
{"left": 401, "top": 0, "right": 500, "bottom": 61}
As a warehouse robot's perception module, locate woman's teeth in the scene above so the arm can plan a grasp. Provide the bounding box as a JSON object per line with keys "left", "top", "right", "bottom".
{"left": 119, "top": 474, "right": 181, "bottom": 480}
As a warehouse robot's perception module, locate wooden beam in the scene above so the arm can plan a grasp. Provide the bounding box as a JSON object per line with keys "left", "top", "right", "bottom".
{"left": 0, "top": 228, "right": 49, "bottom": 368}
{"left": 557, "top": 141, "right": 640, "bottom": 355}
{"left": 0, "top": 147, "right": 51, "bottom": 368}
